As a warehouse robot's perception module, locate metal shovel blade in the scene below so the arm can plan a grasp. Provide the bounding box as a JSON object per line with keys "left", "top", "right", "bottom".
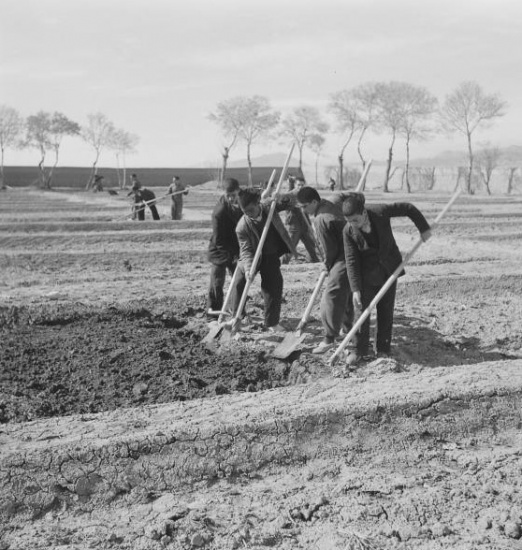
{"left": 271, "top": 331, "right": 307, "bottom": 359}
{"left": 203, "top": 321, "right": 224, "bottom": 344}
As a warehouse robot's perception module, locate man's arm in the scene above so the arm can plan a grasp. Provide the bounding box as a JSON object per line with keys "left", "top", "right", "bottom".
{"left": 382, "top": 202, "right": 431, "bottom": 234}
{"left": 212, "top": 206, "right": 234, "bottom": 262}
{"left": 236, "top": 220, "right": 255, "bottom": 275}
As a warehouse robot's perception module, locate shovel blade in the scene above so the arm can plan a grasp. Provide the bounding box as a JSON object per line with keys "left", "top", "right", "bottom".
{"left": 271, "top": 332, "right": 307, "bottom": 359}
{"left": 203, "top": 322, "right": 224, "bottom": 344}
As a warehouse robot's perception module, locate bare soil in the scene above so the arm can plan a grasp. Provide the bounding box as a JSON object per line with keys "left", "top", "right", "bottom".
{"left": 1, "top": 186, "right": 522, "bottom": 549}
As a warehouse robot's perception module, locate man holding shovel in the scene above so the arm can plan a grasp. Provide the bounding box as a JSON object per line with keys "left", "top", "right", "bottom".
{"left": 296, "top": 187, "right": 360, "bottom": 354}
{"left": 235, "top": 188, "right": 296, "bottom": 332}
{"left": 281, "top": 176, "right": 321, "bottom": 265}
{"left": 342, "top": 193, "right": 431, "bottom": 365}
{"left": 207, "top": 178, "right": 245, "bottom": 318}
{"left": 168, "top": 176, "right": 189, "bottom": 220}
{"left": 127, "top": 175, "right": 160, "bottom": 220}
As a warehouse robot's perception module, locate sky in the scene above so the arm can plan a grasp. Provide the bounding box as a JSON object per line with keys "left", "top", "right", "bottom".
{"left": 2, "top": 0, "right": 522, "bottom": 170}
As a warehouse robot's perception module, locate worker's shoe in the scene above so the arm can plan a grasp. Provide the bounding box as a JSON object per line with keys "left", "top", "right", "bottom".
{"left": 267, "top": 324, "right": 287, "bottom": 333}
{"left": 345, "top": 351, "right": 364, "bottom": 366}
{"left": 312, "top": 340, "right": 335, "bottom": 354}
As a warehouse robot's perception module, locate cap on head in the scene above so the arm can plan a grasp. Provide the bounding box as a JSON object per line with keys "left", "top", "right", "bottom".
{"left": 238, "top": 188, "right": 260, "bottom": 209}
{"left": 342, "top": 193, "right": 366, "bottom": 217}
{"left": 223, "top": 177, "right": 240, "bottom": 193}
{"left": 296, "top": 186, "right": 320, "bottom": 205}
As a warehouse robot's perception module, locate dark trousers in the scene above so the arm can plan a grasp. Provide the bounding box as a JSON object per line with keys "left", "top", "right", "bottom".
{"left": 171, "top": 200, "right": 183, "bottom": 220}
{"left": 283, "top": 226, "right": 320, "bottom": 263}
{"left": 321, "top": 259, "right": 353, "bottom": 341}
{"left": 207, "top": 261, "right": 245, "bottom": 314}
{"left": 240, "top": 254, "right": 283, "bottom": 328}
{"left": 137, "top": 204, "right": 160, "bottom": 220}
{"left": 353, "top": 280, "right": 397, "bottom": 354}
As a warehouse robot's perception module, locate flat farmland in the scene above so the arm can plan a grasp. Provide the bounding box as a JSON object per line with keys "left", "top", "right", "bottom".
{"left": 1, "top": 186, "right": 522, "bottom": 550}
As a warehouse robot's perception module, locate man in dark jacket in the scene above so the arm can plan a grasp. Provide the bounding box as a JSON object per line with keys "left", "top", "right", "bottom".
{"left": 127, "top": 175, "right": 160, "bottom": 220}
{"left": 296, "top": 187, "right": 361, "bottom": 353}
{"left": 236, "top": 188, "right": 296, "bottom": 332}
{"left": 342, "top": 194, "right": 431, "bottom": 365}
{"left": 207, "top": 178, "right": 245, "bottom": 316}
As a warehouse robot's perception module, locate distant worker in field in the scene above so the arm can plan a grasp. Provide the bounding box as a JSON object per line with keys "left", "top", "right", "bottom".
{"left": 341, "top": 194, "right": 431, "bottom": 366}
{"left": 127, "top": 174, "right": 160, "bottom": 221}
{"left": 93, "top": 174, "right": 104, "bottom": 193}
{"left": 168, "top": 175, "right": 189, "bottom": 220}
{"left": 281, "top": 176, "right": 320, "bottom": 264}
{"left": 328, "top": 177, "right": 336, "bottom": 192}
{"left": 207, "top": 177, "right": 245, "bottom": 317}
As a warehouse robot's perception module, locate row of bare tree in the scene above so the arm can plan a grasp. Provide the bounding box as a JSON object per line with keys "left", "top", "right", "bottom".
{"left": 0, "top": 80, "right": 508, "bottom": 193}
{"left": 209, "top": 80, "right": 507, "bottom": 193}
{"left": 0, "top": 110, "right": 138, "bottom": 190}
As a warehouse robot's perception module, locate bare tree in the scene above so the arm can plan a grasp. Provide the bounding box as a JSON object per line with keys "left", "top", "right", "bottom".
{"left": 209, "top": 96, "right": 279, "bottom": 186}
{"left": 24, "top": 111, "right": 52, "bottom": 189}
{"left": 441, "top": 81, "right": 506, "bottom": 194}
{"left": 280, "top": 106, "right": 328, "bottom": 172}
{"left": 476, "top": 144, "right": 501, "bottom": 195}
{"left": 81, "top": 112, "right": 116, "bottom": 190}
{"left": 47, "top": 112, "right": 80, "bottom": 188}
{"left": 399, "top": 85, "right": 438, "bottom": 193}
{"left": 308, "top": 133, "right": 325, "bottom": 185}
{"left": 328, "top": 90, "right": 360, "bottom": 189}
{"left": 375, "top": 81, "right": 411, "bottom": 192}
{"left": 110, "top": 128, "right": 139, "bottom": 189}
{"left": 208, "top": 108, "right": 240, "bottom": 184}
{"left": 0, "top": 105, "right": 24, "bottom": 189}
{"left": 351, "top": 82, "right": 379, "bottom": 171}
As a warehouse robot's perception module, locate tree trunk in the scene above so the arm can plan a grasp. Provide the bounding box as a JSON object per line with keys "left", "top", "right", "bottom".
{"left": 507, "top": 167, "right": 517, "bottom": 194}
{"left": 298, "top": 143, "right": 304, "bottom": 172}
{"left": 115, "top": 153, "right": 122, "bottom": 189}
{"left": 46, "top": 149, "right": 59, "bottom": 190}
{"left": 0, "top": 147, "right": 5, "bottom": 189}
{"left": 404, "top": 137, "right": 411, "bottom": 193}
{"left": 466, "top": 131, "right": 474, "bottom": 194}
{"left": 315, "top": 154, "right": 319, "bottom": 185}
{"left": 86, "top": 151, "right": 100, "bottom": 190}
{"left": 220, "top": 147, "right": 229, "bottom": 187}
{"left": 246, "top": 143, "right": 253, "bottom": 188}
{"left": 357, "top": 127, "right": 367, "bottom": 171}
{"left": 38, "top": 149, "right": 47, "bottom": 190}
{"left": 338, "top": 155, "right": 344, "bottom": 190}
{"left": 383, "top": 133, "right": 395, "bottom": 192}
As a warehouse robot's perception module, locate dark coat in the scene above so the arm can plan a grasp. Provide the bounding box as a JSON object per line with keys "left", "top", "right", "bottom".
{"left": 343, "top": 202, "right": 431, "bottom": 293}
{"left": 236, "top": 199, "right": 295, "bottom": 274}
{"left": 207, "top": 195, "right": 243, "bottom": 265}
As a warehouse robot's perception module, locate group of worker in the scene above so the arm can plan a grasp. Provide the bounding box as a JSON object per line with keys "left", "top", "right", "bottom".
{"left": 127, "top": 174, "right": 189, "bottom": 221}
{"left": 207, "top": 176, "right": 431, "bottom": 367}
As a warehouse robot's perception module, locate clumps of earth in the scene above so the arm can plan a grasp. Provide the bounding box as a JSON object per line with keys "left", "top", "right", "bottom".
{"left": 0, "top": 297, "right": 313, "bottom": 424}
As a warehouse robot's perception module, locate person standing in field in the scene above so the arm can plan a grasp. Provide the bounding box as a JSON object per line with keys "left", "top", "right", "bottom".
{"left": 207, "top": 177, "right": 246, "bottom": 317}
{"left": 127, "top": 174, "right": 160, "bottom": 221}
{"left": 168, "top": 176, "right": 189, "bottom": 220}
{"left": 235, "top": 188, "right": 296, "bottom": 332}
{"left": 342, "top": 193, "right": 431, "bottom": 365}
{"left": 281, "top": 176, "right": 320, "bottom": 264}
{"left": 296, "top": 186, "right": 360, "bottom": 354}
{"left": 328, "top": 177, "right": 336, "bottom": 192}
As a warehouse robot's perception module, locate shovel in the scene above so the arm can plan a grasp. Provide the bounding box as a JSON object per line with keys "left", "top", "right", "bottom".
{"left": 202, "top": 265, "right": 242, "bottom": 344}
{"left": 271, "top": 270, "right": 328, "bottom": 359}
{"left": 220, "top": 144, "right": 295, "bottom": 343}
{"left": 328, "top": 189, "right": 462, "bottom": 367}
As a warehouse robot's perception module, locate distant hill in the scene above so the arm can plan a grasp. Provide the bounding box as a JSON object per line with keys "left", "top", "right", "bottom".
{"left": 411, "top": 145, "right": 522, "bottom": 167}
{"left": 228, "top": 152, "right": 300, "bottom": 168}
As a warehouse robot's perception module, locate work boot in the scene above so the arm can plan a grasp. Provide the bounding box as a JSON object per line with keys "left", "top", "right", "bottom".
{"left": 312, "top": 339, "right": 335, "bottom": 354}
